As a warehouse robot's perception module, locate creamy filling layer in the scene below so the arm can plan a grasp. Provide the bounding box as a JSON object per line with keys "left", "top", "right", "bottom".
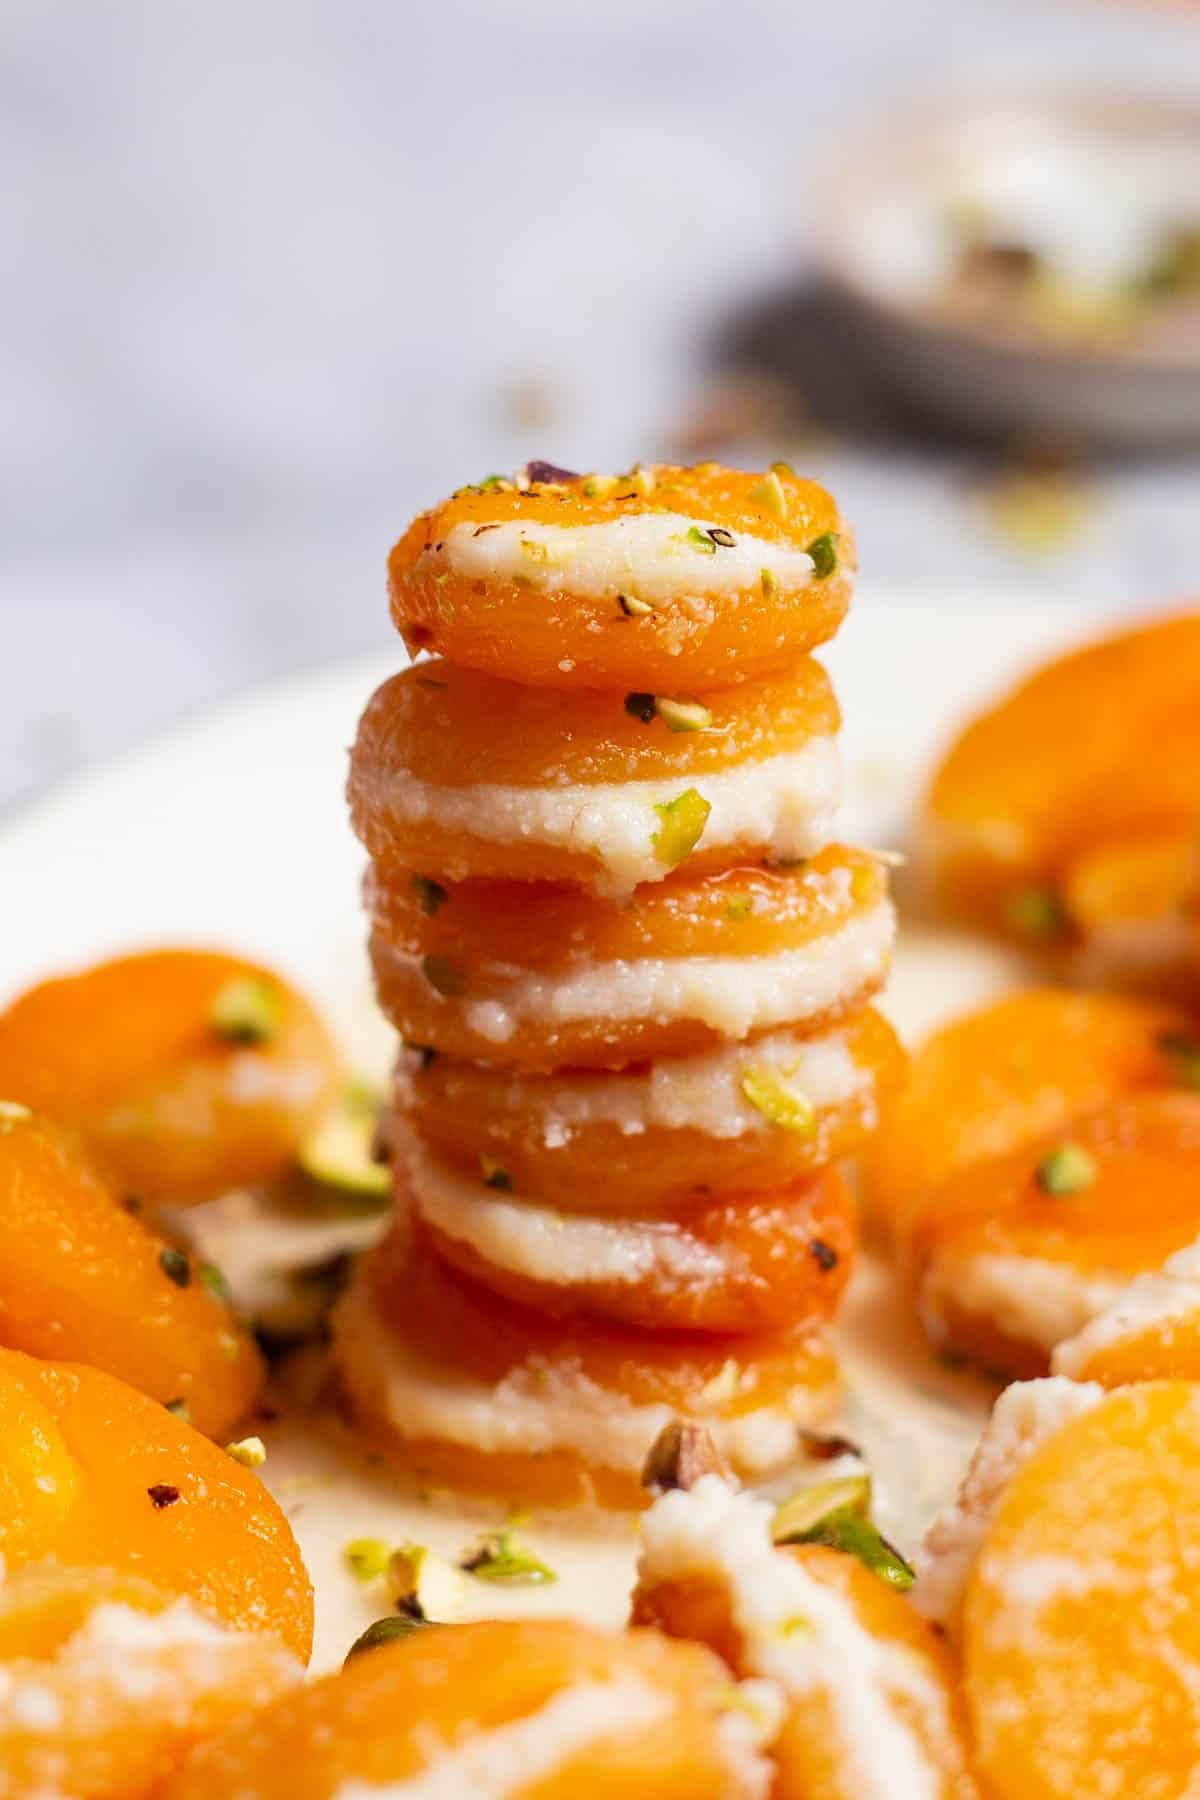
{"left": 458, "top": 900, "right": 893, "bottom": 1043}
{"left": 920, "top": 1252, "right": 1127, "bottom": 1357}
{"left": 438, "top": 512, "right": 818, "bottom": 604}
{"left": 1053, "top": 1238, "right": 1200, "bottom": 1377}
{"left": 639, "top": 1478, "right": 962, "bottom": 1800}
{"left": 334, "top": 1277, "right": 835, "bottom": 1476}
{"left": 913, "top": 1377, "right": 1104, "bottom": 1631}
{"left": 406, "top": 1021, "right": 869, "bottom": 1151}
{"left": 371, "top": 737, "right": 841, "bottom": 896}
{"left": 408, "top": 1145, "right": 732, "bottom": 1290}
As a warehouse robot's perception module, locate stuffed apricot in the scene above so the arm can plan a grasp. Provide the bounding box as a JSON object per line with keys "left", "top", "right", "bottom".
{"left": 0, "top": 949, "right": 339, "bottom": 1206}
{"left": 388, "top": 461, "right": 853, "bottom": 690}
{"left": 367, "top": 847, "right": 893, "bottom": 1068}
{"left": 0, "top": 1106, "right": 263, "bottom": 1437}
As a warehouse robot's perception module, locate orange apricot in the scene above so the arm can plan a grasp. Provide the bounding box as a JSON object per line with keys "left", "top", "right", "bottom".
{"left": 964, "top": 1382, "right": 1200, "bottom": 1800}
{"left": 388, "top": 461, "right": 853, "bottom": 690}
{"left": 367, "top": 847, "right": 893, "bottom": 1069}
{"left": 1053, "top": 1237, "right": 1200, "bottom": 1386}
{"left": 160, "top": 1617, "right": 770, "bottom": 1800}
{"left": 1063, "top": 828, "right": 1200, "bottom": 991}
{"left": 0, "top": 1107, "right": 263, "bottom": 1438}
{"left": 332, "top": 1228, "right": 840, "bottom": 1508}
{"left": 0, "top": 1562, "right": 299, "bottom": 1800}
{"left": 349, "top": 658, "right": 841, "bottom": 895}
{"left": 0, "top": 949, "right": 339, "bottom": 1207}
{"left": 910, "top": 1094, "right": 1200, "bottom": 1377}
{"left": 401, "top": 1007, "right": 905, "bottom": 1214}
{"left": 863, "top": 988, "right": 1196, "bottom": 1248}
{"left": 0, "top": 1348, "right": 313, "bottom": 1660}
{"left": 634, "top": 1477, "right": 978, "bottom": 1799}
{"left": 412, "top": 1153, "right": 856, "bottom": 1334}
{"left": 925, "top": 610, "right": 1200, "bottom": 938}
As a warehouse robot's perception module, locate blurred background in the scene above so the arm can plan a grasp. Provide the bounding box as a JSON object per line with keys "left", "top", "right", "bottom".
{"left": 4, "top": 0, "right": 1199, "bottom": 809}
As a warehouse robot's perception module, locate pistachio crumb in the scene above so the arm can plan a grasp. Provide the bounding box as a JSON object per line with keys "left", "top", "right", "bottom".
{"left": 652, "top": 788, "right": 711, "bottom": 868}
{"left": 772, "top": 1474, "right": 871, "bottom": 1545}
{"left": 686, "top": 525, "right": 718, "bottom": 555}
{"left": 391, "top": 1544, "right": 468, "bottom": 1620}
{"left": 209, "top": 975, "right": 283, "bottom": 1046}
{"left": 641, "top": 1420, "right": 731, "bottom": 1495}
{"left": 747, "top": 469, "right": 787, "bottom": 519}
{"left": 583, "top": 473, "right": 619, "bottom": 499}
{"left": 760, "top": 567, "right": 779, "bottom": 600}
{"left": 617, "top": 592, "right": 655, "bottom": 617}
{"left": 344, "top": 1537, "right": 391, "bottom": 1581}
{"left": 225, "top": 1435, "right": 267, "bottom": 1470}
{"left": 1035, "top": 1141, "right": 1097, "bottom": 1196}
{"left": 725, "top": 893, "right": 755, "bottom": 921}
{"left": 344, "top": 1615, "right": 436, "bottom": 1664}
{"left": 654, "top": 695, "right": 713, "bottom": 733}
{"left": 197, "top": 1262, "right": 231, "bottom": 1302}
{"left": 739, "top": 1067, "right": 817, "bottom": 1135}
{"left": 461, "top": 1527, "right": 557, "bottom": 1586}
{"left": 806, "top": 531, "right": 839, "bottom": 578}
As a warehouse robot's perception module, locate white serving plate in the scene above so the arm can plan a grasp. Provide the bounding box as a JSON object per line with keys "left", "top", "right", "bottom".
{"left": 0, "top": 589, "right": 1114, "bottom": 1670}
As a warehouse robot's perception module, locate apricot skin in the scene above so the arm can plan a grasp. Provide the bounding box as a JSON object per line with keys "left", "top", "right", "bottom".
{"left": 0, "top": 1108, "right": 263, "bottom": 1438}
{"left": 0, "top": 1347, "right": 313, "bottom": 1662}
{"left": 0, "top": 949, "right": 340, "bottom": 1207}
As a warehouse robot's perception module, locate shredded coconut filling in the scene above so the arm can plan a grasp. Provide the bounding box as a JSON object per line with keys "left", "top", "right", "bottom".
{"left": 920, "top": 1251, "right": 1127, "bottom": 1357}
{"left": 1053, "top": 1238, "right": 1200, "bottom": 1377}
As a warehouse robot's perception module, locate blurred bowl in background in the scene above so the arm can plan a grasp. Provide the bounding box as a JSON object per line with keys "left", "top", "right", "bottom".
{"left": 817, "top": 88, "right": 1200, "bottom": 449}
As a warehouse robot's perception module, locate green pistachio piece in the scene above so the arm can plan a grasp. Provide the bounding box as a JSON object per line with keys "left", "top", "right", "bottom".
{"left": 773, "top": 1474, "right": 871, "bottom": 1544}
{"left": 747, "top": 470, "right": 787, "bottom": 519}
{"left": 739, "top": 1067, "right": 817, "bottom": 1134}
{"left": 655, "top": 696, "right": 713, "bottom": 733}
{"left": 224, "top": 1435, "right": 267, "bottom": 1469}
{"left": 652, "top": 789, "right": 711, "bottom": 867}
{"left": 297, "top": 1081, "right": 391, "bottom": 1204}
{"left": 628, "top": 466, "right": 656, "bottom": 496}
{"left": 791, "top": 1506, "right": 915, "bottom": 1591}
{"left": 806, "top": 531, "right": 839, "bottom": 578}
{"left": 461, "top": 1528, "right": 557, "bottom": 1586}
{"left": 618, "top": 592, "right": 656, "bottom": 616}
{"left": 344, "top": 1614, "right": 439, "bottom": 1663}
{"left": 1035, "top": 1141, "right": 1097, "bottom": 1196}
{"left": 686, "top": 525, "right": 718, "bottom": 554}
{"left": 197, "top": 1262, "right": 232, "bottom": 1302}
{"left": 390, "top": 1545, "right": 467, "bottom": 1620}
{"left": 344, "top": 1537, "right": 392, "bottom": 1581}
{"left": 725, "top": 893, "right": 756, "bottom": 921}
{"left": 583, "top": 473, "right": 618, "bottom": 498}
{"left": 760, "top": 567, "right": 779, "bottom": 599}
{"left": 209, "top": 975, "right": 283, "bottom": 1046}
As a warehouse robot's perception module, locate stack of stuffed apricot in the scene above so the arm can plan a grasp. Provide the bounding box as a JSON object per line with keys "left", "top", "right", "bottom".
{"left": 336, "top": 460, "right": 903, "bottom": 1506}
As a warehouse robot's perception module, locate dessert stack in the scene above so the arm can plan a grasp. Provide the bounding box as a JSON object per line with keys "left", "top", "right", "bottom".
{"left": 334, "top": 461, "right": 902, "bottom": 1507}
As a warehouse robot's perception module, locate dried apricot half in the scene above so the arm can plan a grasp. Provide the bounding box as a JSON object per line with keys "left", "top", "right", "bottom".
{"left": 0, "top": 949, "right": 339, "bottom": 1207}
{"left": 1054, "top": 1237, "right": 1200, "bottom": 1386}
{"left": 964, "top": 1382, "right": 1200, "bottom": 1800}
{"left": 160, "top": 1616, "right": 773, "bottom": 1799}
{"left": 0, "top": 1347, "right": 313, "bottom": 1660}
{"left": 349, "top": 658, "right": 842, "bottom": 896}
{"left": 388, "top": 461, "right": 853, "bottom": 690}
{"left": 0, "top": 1106, "right": 263, "bottom": 1437}
{"left": 367, "top": 846, "right": 893, "bottom": 1068}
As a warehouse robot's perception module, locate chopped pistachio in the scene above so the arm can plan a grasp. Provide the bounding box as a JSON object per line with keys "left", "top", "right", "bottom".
{"left": 518, "top": 537, "right": 550, "bottom": 563}
{"left": 390, "top": 1544, "right": 468, "bottom": 1621}
{"left": 792, "top": 1506, "right": 915, "bottom": 1591}
{"left": 760, "top": 567, "right": 779, "bottom": 599}
{"left": 739, "top": 1067, "right": 817, "bottom": 1134}
{"left": 772, "top": 1474, "right": 872, "bottom": 1544}
{"left": 770, "top": 460, "right": 795, "bottom": 477}
{"left": 652, "top": 788, "right": 711, "bottom": 868}
{"left": 624, "top": 691, "right": 658, "bottom": 723}
{"left": 197, "top": 1262, "right": 232, "bottom": 1303}
{"left": 411, "top": 875, "right": 448, "bottom": 916}
{"left": 1005, "top": 886, "right": 1067, "bottom": 938}
{"left": 461, "top": 1527, "right": 557, "bottom": 1586}
{"left": 163, "top": 1398, "right": 192, "bottom": 1423}
{"left": 642, "top": 1420, "right": 731, "bottom": 1495}
{"left": 480, "top": 1156, "right": 513, "bottom": 1192}
{"left": 421, "top": 955, "right": 465, "bottom": 997}
{"left": 344, "top": 1615, "right": 437, "bottom": 1664}
{"left": 209, "top": 975, "right": 283, "bottom": 1046}
{"left": 686, "top": 525, "right": 718, "bottom": 555}
{"left": 583, "top": 472, "right": 619, "bottom": 499}
{"left": 748, "top": 470, "right": 787, "bottom": 519}
{"left": 628, "top": 465, "right": 656, "bottom": 497}
{"left": 344, "top": 1537, "right": 391, "bottom": 1581}
{"left": 617, "top": 592, "right": 655, "bottom": 617}
{"left": 725, "top": 893, "right": 756, "bottom": 921}
{"left": 225, "top": 1435, "right": 267, "bottom": 1470}
{"left": 477, "top": 473, "right": 513, "bottom": 491}
{"left": 706, "top": 526, "right": 737, "bottom": 548}
{"left": 297, "top": 1081, "right": 391, "bottom": 1204}
{"left": 158, "top": 1248, "right": 191, "bottom": 1288}
{"left": 1160, "top": 1030, "right": 1200, "bottom": 1090}
{"left": 806, "top": 531, "right": 839, "bottom": 578}
{"left": 1035, "top": 1141, "right": 1097, "bottom": 1196}
{"left": 655, "top": 695, "right": 713, "bottom": 734}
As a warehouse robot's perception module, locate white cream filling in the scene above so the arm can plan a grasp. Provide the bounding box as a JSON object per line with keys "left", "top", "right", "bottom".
{"left": 335, "top": 1678, "right": 670, "bottom": 1800}
{"left": 334, "top": 1277, "right": 835, "bottom": 1477}
{"left": 912, "top": 1377, "right": 1104, "bottom": 1631}
{"left": 639, "top": 1478, "right": 962, "bottom": 1800}
{"left": 1053, "top": 1237, "right": 1200, "bottom": 1377}
{"left": 439, "top": 512, "right": 818, "bottom": 605}
{"left": 409, "top": 1022, "right": 870, "bottom": 1151}
{"left": 920, "top": 1251, "right": 1127, "bottom": 1358}
{"left": 408, "top": 1145, "right": 731, "bottom": 1290}
{"left": 459, "top": 900, "right": 893, "bottom": 1043}
{"left": 373, "top": 738, "right": 840, "bottom": 897}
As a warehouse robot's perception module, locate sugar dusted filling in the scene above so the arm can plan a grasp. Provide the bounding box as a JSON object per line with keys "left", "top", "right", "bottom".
{"left": 370, "top": 737, "right": 841, "bottom": 897}
{"left": 437, "top": 512, "right": 818, "bottom": 606}
{"left": 1053, "top": 1238, "right": 1200, "bottom": 1377}
{"left": 920, "top": 1251, "right": 1127, "bottom": 1358}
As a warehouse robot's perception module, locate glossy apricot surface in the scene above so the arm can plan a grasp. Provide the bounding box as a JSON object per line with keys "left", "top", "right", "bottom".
{"left": 368, "top": 847, "right": 891, "bottom": 1069}
{"left": 349, "top": 657, "right": 839, "bottom": 888}
{"left": 0, "top": 1348, "right": 313, "bottom": 1660}
{"left": 419, "top": 1166, "right": 856, "bottom": 1334}
{"left": 0, "top": 1563, "right": 299, "bottom": 1800}
{"left": 403, "top": 1007, "right": 905, "bottom": 1212}
{"left": 0, "top": 949, "right": 339, "bottom": 1207}
{"left": 388, "top": 462, "right": 853, "bottom": 689}
{"left": 0, "top": 1108, "right": 263, "bottom": 1438}
{"left": 162, "top": 1617, "right": 758, "bottom": 1799}
{"left": 965, "top": 1382, "right": 1200, "bottom": 1800}
{"left": 926, "top": 611, "right": 1200, "bottom": 936}
{"left": 864, "top": 989, "right": 1195, "bottom": 1248}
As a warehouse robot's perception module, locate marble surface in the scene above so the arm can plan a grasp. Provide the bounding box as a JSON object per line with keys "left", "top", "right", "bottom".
{"left": 3, "top": 0, "right": 1199, "bottom": 810}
